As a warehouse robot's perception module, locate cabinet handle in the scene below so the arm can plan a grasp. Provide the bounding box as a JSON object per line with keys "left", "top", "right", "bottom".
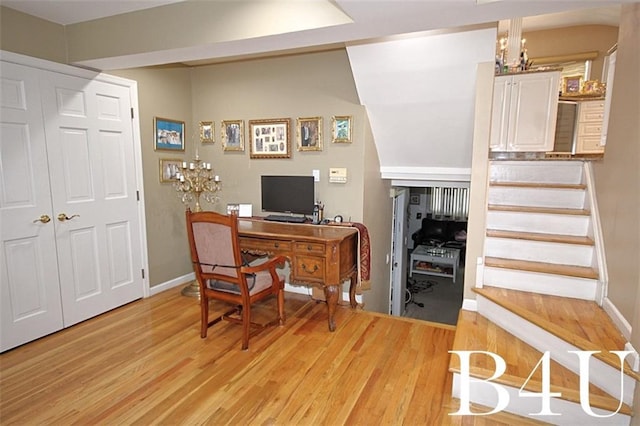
{"left": 33, "top": 214, "right": 51, "bottom": 224}
{"left": 307, "top": 245, "right": 313, "bottom": 251}
{"left": 274, "top": 242, "right": 279, "bottom": 248}
{"left": 58, "top": 213, "right": 80, "bottom": 222}
{"left": 301, "top": 263, "right": 319, "bottom": 273}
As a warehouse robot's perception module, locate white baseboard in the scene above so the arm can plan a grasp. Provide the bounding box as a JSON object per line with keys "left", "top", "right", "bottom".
{"left": 149, "top": 272, "right": 195, "bottom": 297}
{"left": 624, "top": 342, "right": 640, "bottom": 372}
{"left": 148, "top": 276, "right": 362, "bottom": 304}
{"left": 462, "top": 298, "right": 477, "bottom": 311}
{"left": 602, "top": 297, "right": 632, "bottom": 340}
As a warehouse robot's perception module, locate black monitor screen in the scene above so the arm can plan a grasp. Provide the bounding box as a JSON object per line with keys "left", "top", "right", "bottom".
{"left": 261, "top": 175, "right": 315, "bottom": 215}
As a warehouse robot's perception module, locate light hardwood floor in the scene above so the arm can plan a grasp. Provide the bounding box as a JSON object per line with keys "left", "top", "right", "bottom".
{"left": 0, "top": 286, "right": 538, "bottom": 425}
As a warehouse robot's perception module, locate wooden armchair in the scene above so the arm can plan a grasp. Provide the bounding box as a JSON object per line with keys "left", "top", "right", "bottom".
{"left": 185, "top": 209, "right": 286, "bottom": 350}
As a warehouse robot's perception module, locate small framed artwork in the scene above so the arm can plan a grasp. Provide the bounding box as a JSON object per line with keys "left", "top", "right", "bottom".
{"left": 159, "top": 158, "right": 183, "bottom": 183}
{"left": 221, "top": 120, "right": 245, "bottom": 152}
{"left": 200, "top": 121, "right": 214, "bottom": 144}
{"left": 248, "top": 118, "right": 291, "bottom": 159}
{"left": 409, "top": 194, "right": 420, "bottom": 205}
{"left": 331, "top": 115, "right": 352, "bottom": 143}
{"left": 296, "top": 116, "right": 323, "bottom": 151}
{"left": 562, "top": 75, "right": 582, "bottom": 95}
{"left": 154, "top": 117, "right": 185, "bottom": 151}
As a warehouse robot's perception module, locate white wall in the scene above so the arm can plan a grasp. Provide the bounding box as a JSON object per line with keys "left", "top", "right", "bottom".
{"left": 346, "top": 26, "right": 497, "bottom": 180}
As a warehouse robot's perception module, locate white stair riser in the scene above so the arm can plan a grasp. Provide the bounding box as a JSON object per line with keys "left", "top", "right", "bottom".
{"left": 477, "top": 296, "right": 636, "bottom": 406}
{"left": 483, "top": 268, "right": 598, "bottom": 300}
{"left": 487, "top": 210, "right": 590, "bottom": 236}
{"left": 488, "top": 187, "right": 586, "bottom": 209}
{"left": 451, "top": 374, "right": 631, "bottom": 425}
{"left": 485, "top": 238, "right": 594, "bottom": 267}
{"left": 490, "top": 161, "right": 584, "bottom": 185}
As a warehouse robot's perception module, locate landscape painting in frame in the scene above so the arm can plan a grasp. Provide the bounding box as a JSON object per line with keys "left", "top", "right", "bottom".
{"left": 154, "top": 117, "right": 185, "bottom": 151}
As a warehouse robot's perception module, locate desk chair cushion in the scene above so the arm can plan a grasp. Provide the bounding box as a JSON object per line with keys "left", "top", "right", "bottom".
{"left": 206, "top": 272, "right": 271, "bottom": 295}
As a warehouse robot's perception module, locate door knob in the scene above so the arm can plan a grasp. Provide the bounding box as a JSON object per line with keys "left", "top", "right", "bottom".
{"left": 33, "top": 214, "right": 51, "bottom": 224}
{"left": 58, "top": 213, "right": 80, "bottom": 222}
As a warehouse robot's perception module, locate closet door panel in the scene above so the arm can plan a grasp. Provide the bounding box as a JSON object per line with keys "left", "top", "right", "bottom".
{"left": 40, "top": 71, "right": 143, "bottom": 327}
{"left": 0, "top": 62, "right": 63, "bottom": 352}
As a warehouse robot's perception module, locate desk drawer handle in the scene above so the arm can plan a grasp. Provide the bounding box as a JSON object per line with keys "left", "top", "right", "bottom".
{"left": 307, "top": 245, "right": 313, "bottom": 251}
{"left": 301, "top": 263, "right": 319, "bottom": 273}
{"left": 274, "top": 242, "right": 279, "bottom": 248}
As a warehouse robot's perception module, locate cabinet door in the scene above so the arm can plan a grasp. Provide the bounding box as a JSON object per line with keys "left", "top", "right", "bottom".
{"left": 507, "top": 72, "right": 560, "bottom": 152}
{"left": 489, "top": 76, "right": 511, "bottom": 151}
{"left": 40, "top": 71, "right": 144, "bottom": 327}
{"left": 0, "top": 62, "right": 64, "bottom": 352}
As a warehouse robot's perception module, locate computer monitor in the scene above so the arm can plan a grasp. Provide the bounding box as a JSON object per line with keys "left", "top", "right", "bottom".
{"left": 260, "top": 175, "right": 315, "bottom": 215}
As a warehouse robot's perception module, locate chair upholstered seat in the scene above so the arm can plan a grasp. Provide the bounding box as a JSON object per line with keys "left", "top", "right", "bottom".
{"left": 186, "top": 209, "right": 287, "bottom": 350}
{"left": 207, "top": 270, "right": 278, "bottom": 295}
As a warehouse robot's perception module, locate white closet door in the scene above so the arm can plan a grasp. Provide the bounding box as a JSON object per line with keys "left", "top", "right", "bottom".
{"left": 40, "top": 71, "right": 143, "bottom": 326}
{"left": 0, "top": 62, "right": 64, "bottom": 351}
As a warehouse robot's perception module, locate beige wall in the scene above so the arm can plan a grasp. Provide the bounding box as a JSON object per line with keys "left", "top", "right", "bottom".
{"left": 361, "top": 113, "right": 393, "bottom": 313}
{"left": 0, "top": 6, "right": 67, "bottom": 64}
{"left": 188, "top": 50, "right": 391, "bottom": 311}
{"left": 111, "top": 66, "right": 195, "bottom": 287}
{"left": 463, "top": 62, "right": 494, "bottom": 300}
{"left": 522, "top": 25, "right": 618, "bottom": 81}
{"left": 590, "top": 6, "right": 640, "bottom": 415}
{"left": 591, "top": 5, "right": 639, "bottom": 329}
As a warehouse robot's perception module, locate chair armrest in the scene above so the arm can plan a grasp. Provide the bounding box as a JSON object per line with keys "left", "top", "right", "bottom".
{"left": 241, "top": 255, "right": 287, "bottom": 274}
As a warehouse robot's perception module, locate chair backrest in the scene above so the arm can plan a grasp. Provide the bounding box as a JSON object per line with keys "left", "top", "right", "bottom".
{"left": 186, "top": 210, "right": 243, "bottom": 284}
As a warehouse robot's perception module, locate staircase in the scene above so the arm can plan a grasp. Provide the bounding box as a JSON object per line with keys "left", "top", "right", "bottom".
{"left": 449, "top": 160, "right": 639, "bottom": 424}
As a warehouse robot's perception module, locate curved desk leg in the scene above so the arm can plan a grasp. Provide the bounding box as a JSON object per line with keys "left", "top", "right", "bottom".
{"left": 324, "top": 285, "right": 339, "bottom": 332}
{"left": 349, "top": 273, "right": 358, "bottom": 309}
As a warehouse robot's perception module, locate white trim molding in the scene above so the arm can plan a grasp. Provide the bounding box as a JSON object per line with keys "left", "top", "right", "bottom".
{"left": 603, "top": 296, "right": 632, "bottom": 341}
{"left": 381, "top": 166, "right": 471, "bottom": 183}
{"left": 462, "top": 298, "right": 478, "bottom": 311}
{"left": 150, "top": 273, "right": 195, "bottom": 297}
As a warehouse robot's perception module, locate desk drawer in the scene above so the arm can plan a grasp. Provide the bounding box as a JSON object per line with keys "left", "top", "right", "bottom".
{"left": 240, "top": 238, "right": 291, "bottom": 253}
{"left": 294, "top": 242, "right": 325, "bottom": 254}
{"left": 294, "top": 255, "right": 325, "bottom": 282}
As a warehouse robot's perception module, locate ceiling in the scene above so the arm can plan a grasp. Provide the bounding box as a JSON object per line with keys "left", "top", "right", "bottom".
{"left": 1, "top": 0, "right": 625, "bottom": 70}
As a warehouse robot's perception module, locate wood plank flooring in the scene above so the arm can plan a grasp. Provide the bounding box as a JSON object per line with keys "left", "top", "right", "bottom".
{"left": 2, "top": 286, "right": 484, "bottom": 425}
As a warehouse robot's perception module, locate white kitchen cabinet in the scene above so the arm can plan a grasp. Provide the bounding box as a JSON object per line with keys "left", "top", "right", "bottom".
{"left": 490, "top": 71, "right": 561, "bottom": 152}
{"left": 575, "top": 99, "right": 605, "bottom": 154}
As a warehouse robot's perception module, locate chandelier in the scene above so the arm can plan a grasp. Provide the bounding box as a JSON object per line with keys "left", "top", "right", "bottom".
{"left": 173, "top": 154, "right": 221, "bottom": 212}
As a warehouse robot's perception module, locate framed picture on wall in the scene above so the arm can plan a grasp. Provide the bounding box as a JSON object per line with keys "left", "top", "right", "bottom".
{"left": 154, "top": 117, "right": 185, "bottom": 151}
{"left": 331, "top": 115, "right": 352, "bottom": 143}
{"left": 200, "top": 121, "right": 214, "bottom": 144}
{"left": 221, "top": 120, "right": 245, "bottom": 152}
{"left": 248, "top": 118, "right": 291, "bottom": 159}
{"left": 296, "top": 116, "right": 323, "bottom": 151}
{"left": 159, "top": 158, "right": 182, "bottom": 183}
{"left": 562, "top": 75, "right": 582, "bottom": 95}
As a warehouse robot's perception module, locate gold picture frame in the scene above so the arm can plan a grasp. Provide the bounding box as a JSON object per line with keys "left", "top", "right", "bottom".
{"left": 248, "top": 118, "right": 291, "bottom": 159}
{"left": 221, "top": 120, "right": 245, "bottom": 152}
{"left": 296, "top": 116, "right": 323, "bottom": 151}
{"left": 159, "top": 158, "right": 183, "bottom": 183}
{"left": 199, "top": 121, "right": 214, "bottom": 144}
{"left": 562, "top": 75, "right": 583, "bottom": 96}
{"left": 331, "top": 115, "right": 352, "bottom": 143}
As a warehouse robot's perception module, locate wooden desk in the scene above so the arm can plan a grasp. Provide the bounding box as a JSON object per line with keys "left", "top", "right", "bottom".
{"left": 238, "top": 219, "right": 359, "bottom": 331}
